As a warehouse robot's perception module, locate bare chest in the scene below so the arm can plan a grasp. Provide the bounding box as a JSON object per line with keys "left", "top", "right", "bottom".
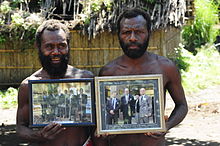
{"left": 110, "top": 64, "right": 168, "bottom": 86}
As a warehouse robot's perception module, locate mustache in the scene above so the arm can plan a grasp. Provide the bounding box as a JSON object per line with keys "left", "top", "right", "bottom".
{"left": 126, "top": 42, "right": 142, "bottom": 47}
{"left": 50, "top": 55, "right": 61, "bottom": 60}
{"left": 38, "top": 50, "right": 69, "bottom": 77}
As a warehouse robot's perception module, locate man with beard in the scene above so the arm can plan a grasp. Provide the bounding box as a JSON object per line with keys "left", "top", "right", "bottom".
{"left": 16, "top": 19, "right": 94, "bottom": 146}
{"left": 94, "top": 8, "right": 188, "bottom": 146}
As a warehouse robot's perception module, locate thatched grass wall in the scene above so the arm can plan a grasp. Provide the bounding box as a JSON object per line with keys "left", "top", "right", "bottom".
{"left": 0, "top": 26, "right": 180, "bottom": 86}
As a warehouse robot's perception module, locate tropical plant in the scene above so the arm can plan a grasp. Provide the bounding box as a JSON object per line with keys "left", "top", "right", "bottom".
{"left": 0, "top": 0, "right": 44, "bottom": 45}
{"left": 0, "top": 87, "right": 18, "bottom": 109}
{"left": 182, "top": 0, "right": 219, "bottom": 54}
{"left": 174, "top": 44, "right": 220, "bottom": 94}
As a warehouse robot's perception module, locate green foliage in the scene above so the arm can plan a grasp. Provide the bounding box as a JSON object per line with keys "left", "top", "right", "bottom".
{"left": 182, "top": 0, "right": 219, "bottom": 53}
{"left": 79, "top": 0, "right": 113, "bottom": 20}
{"left": 0, "top": 1, "right": 11, "bottom": 13}
{"left": 170, "top": 44, "right": 191, "bottom": 71}
{"left": 0, "top": 0, "right": 44, "bottom": 46}
{"left": 0, "top": 87, "right": 18, "bottom": 109}
{"left": 177, "top": 44, "right": 220, "bottom": 94}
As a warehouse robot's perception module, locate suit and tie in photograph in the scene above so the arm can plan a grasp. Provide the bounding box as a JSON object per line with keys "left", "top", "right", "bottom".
{"left": 106, "top": 91, "right": 121, "bottom": 124}
{"left": 120, "top": 88, "right": 135, "bottom": 124}
{"left": 76, "top": 88, "right": 88, "bottom": 122}
{"left": 135, "top": 88, "right": 153, "bottom": 124}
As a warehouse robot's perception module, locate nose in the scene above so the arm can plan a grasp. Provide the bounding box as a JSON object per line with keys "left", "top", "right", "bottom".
{"left": 51, "top": 47, "right": 60, "bottom": 55}
{"left": 129, "top": 32, "right": 137, "bottom": 42}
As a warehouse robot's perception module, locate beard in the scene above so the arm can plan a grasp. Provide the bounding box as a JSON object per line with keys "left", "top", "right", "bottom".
{"left": 119, "top": 37, "right": 149, "bottom": 59}
{"left": 39, "top": 51, "right": 69, "bottom": 77}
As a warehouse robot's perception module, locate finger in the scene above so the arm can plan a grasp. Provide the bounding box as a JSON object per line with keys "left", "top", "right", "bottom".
{"left": 149, "top": 132, "right": 166, "bottom": 139}
{"left": 41, "top": 124, "right": 57, "bottom": 137}
{"left": 150, "top": 134, "right": 161, "bottom": 139}
{"left": 144, "top": 132, "right": 152, "bottom": 136}
{"left": 94, "top": 129, "right": 99, "bottom": 137}
{"left": 43, "top": 122, "right": 58, "bottom": 132}
{"left": 42, "top": 124, "right": 63, "bottom": 139}
{"left": 47, "top": 123, "right": 63, "bottom": 135}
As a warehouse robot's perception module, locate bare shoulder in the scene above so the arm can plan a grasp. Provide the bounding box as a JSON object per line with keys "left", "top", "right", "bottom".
{"left": 20, "top": 69, "right": 44, "bottom": 85}
{"left": 150, "top": 53, "right": 180, "bottom": 82}
{"left": 99, "top": 57, "right": 121, "bottom": 76}
{"left": 18, "top": 69, "right": 44, "bottom": 99}
{"left": 151, "top": 53, "right": 178, "bottom": 71}
{"left": 67, "top": 65, "right": 94, "bottom": 78}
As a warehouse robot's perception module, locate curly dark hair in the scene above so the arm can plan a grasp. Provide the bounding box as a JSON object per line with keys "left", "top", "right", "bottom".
{"left": 117, "top": 8, "right": 151, "bottom": 35}
{"left": 35, "top": 19, "right": 70, "bottom": 50}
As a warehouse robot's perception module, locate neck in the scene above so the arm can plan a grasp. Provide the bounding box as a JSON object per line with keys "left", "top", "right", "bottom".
{"left": 41, "top": 65, "right": 69, "bottom": 79}
{"left": 121, "top": 52, "right": 149, "bottom": 65}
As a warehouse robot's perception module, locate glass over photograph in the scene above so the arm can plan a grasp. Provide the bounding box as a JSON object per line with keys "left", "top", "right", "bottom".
{"left": 95, "top": 75, "right": 166, "bottom": 135}
{"left": 28, "top": 79, "right": 95, "bottom": 127}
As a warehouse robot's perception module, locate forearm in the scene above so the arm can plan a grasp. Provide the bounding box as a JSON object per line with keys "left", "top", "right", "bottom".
{"left": 167, "top": 103, "right": 188, "bottom": 130}
{"left": 17, "top": 125, "right": 46, "bottom": 143}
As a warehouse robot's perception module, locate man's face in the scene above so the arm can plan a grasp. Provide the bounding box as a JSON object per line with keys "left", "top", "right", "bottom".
{"left": 39, "top": 29, "right": 69, "bottom": 77}
{"left": 124, "top": 89, "right": 129, "bottom": 95}
{"left": 111, "top": 91, "right": 117, "bottom": 98}
{"left": 119, "top": 15, "right": 149, "bottom": 59}
{"left": 80, "top": 89, "right": 83, "bottom": 94}
{"left": 140, "top": 88, "right": 146, "bottom": 95}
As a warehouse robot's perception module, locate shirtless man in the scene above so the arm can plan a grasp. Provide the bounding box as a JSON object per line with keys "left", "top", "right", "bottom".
{"left": 95, "top": 8, "right": 188, "bottom": 146}
{"left": 16, "top": 19, "right": 94, "bottom": 146}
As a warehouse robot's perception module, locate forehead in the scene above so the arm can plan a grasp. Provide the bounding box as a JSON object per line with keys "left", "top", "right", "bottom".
{"left": 120, "top": 15, "right": 147, "bottom": 29}
{"left": 140, "top": 88, "right": 145, "bottom": 91}
{"left": 41, "top": 29, "right": 67, "bottom": 43}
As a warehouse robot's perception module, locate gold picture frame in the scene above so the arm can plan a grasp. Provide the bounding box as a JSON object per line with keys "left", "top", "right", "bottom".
{"left": 95, "top": 74, "right": 166, "bottom": 135}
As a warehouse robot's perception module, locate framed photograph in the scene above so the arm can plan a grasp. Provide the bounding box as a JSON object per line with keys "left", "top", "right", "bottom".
{"left": 28, "top": 78, "right": 95, "bottom": 127}
{"left": 95, "top": 74, "right": 166, "bottom": 135}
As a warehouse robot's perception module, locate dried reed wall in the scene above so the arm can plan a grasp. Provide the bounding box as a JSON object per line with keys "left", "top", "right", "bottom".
{"left": 0, "top": 26, "right": 180, "bottom": 86}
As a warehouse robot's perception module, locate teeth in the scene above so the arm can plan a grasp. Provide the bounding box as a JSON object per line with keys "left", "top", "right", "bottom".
{"left": 52, "top": 58, "right": 60, "bottom": 60}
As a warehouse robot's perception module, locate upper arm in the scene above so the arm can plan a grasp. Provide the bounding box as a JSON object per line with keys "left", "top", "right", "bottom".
{"left": 17, "top": 82, "right": 30, "bottom": 127}
{"left": 165, "top": 63, "right": 187, "bottom": 106}
{"left": 98, "top": 66, "right": 107, "bottom": 76}
{"left": 99, "top": 66, "right": 114, "bottom": 76}
{"left": 82, "top": 70, "right": 94, "bottom": 78}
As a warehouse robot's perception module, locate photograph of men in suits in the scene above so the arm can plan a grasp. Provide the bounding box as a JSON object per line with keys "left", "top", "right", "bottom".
{"left": 47, "top": 89, "right": 59, "bottom": 121}
{"left": 76, "top": 88, "right": 88, "bottom": 121}
{"left": 120, "top": 88, "right": 135, "bottom": 124}
{"left": 57, "top": 91, "right": 64, "bottom": 118}
{"left": 106, "top": 91, "right": 121, "bottom": 124}
{"left": 68, "top": 89, "right": 76, "bottom": 120}
{"left": 40, "top": 91, "right": 48, "bottom": 120}
{"left": 137, "top": 88, "right": 153, "bottom": 123}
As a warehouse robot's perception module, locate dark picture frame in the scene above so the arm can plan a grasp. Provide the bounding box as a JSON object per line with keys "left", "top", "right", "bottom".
{"left": 28, "top": 78, "right": 95, "bottom": 127}
{"left": 95, "top": 75, "right": 166, "bottom": 135}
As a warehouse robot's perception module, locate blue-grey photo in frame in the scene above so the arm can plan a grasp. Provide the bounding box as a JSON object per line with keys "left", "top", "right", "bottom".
{"left": 95, "top": 75, "right": 166, "bottom": 135}
{"left": 28, "top": 78, "right": 95, "bottom": 127}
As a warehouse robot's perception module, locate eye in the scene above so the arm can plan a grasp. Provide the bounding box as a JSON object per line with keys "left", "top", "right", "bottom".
{"left": 57, "top": 43, "right": 67, "bottom": 51}
{"left": 45, "top": 44, "right": 53, "bottom": 50}
{"left": 122, "top": 30, "right": 131, "bottom": 35}
{"left": 59, "top": 43, "right": 67, "bottom": 48}
{"left": 135, "top": 30, "right": 144, "bottom": 34}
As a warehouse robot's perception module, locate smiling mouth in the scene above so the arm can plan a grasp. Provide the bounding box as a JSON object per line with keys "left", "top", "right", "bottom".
{"left": 51, "top": 57, "right": 61, "bottom": 63}
{"left": 129, "top": 45, "right": 139, "bottom": 49}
